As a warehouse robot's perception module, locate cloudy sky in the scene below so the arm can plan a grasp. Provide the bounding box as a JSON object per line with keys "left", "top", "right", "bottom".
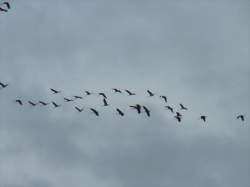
{"left": 0, "top": 0, "right": 249, "bottom": 186}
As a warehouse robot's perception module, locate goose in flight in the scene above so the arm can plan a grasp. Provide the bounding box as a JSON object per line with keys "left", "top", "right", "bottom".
{"left": 130, "top": 104, "right": 141, "bottom": 114}
{"left": 113, "top": 88, "right": 122, "bottom": 93}
{"left": 116, "top": 108, "right": 124, "bottom": 116}
{"left": 1, "top": 2, "right": 10, "bottom": 9}
{"left": 0, "top": 7, "right": 7, "bottom": 12}
{"left": 90, "top": 108, "right": 99, "bottom": 116}
{"left": 50, "top": 88, "right": 60, "bottom": 94}
{"left": 174, "top": 115, "right": 182, "bottom": 122}
{"left": 180, "top": 103, "right": 188, "bottom": 110}
{"left": 142, "top": 106, "right": 150, "bottom": 117}
{"left": 15, "top": 99, "right": 23, "bottom": 105}
{"left": 52, "top": 101, "right": 60, "bottom": 108}
{"left": 74, "top": 96, "right": 83, "bottom": 99}
{"left": 160, "top": 95, "right": 167, "bottom": 103}
{"left": 125, "top": 89, "right": 136, "bottom": 96}
{"left": 0, "top": 82, "right": 8, "bottom": 88}
{"left": 64, "top": 97, "right": 74, "bottom": 102}
{"left": 75, "top": 106, "right": 84, "bottom": 112}
{"left": 165, "top": 106, "right": 174, "bottom": 113}
{"left": 237, "top": 115, "right": 245, "bottom": 121}
{"left": 28, "top": 101, "right": 37, "bottom": 106}
{"left": 39, "top": 101, "right": 49, "bottom": 106}
{"left": 200, "top": 115, "right": 207, "bottom": 122}
{"left": 147, "top": 90, "right": 155, "bottom": 97}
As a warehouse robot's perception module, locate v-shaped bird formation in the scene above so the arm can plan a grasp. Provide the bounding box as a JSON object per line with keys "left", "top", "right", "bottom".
{"left": 0, "top": 80, "right": 247, "bottom": 124}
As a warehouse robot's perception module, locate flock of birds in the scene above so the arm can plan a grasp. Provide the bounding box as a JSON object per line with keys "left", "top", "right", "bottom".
{"left": 0, "top": 1, "right": 10, "bottom": 12}
{"left": 0, "top": 81, "right": 246, "bottom": 123}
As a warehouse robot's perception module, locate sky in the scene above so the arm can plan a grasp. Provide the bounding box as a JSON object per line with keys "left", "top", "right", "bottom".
{"left": 0, "top": 0, "right": 249, "bottom": 187}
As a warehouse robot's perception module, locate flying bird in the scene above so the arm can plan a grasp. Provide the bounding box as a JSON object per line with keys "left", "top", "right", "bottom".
{"left": 200, "top": 115, "right": 207, "bottom": 122}
{"left": 102, "top": 98, "right": 109, "bottom": 106}
{"left": 90, "top": 108, "right": 99, "bottom": 116}
{"left": 116, "top": 108, "right": 124, "bottom": 116}
{"left": 75, "top": 106, "right": 84, "bottom": 112}
{"left": 28, "top": 101, "right": 37, "bottom": 106}
{"left": 113, "top": 88, "right": 122, "bottom": 93}
{"left": 1, "top": 2, "right": 11, "bottom": 9}
{"left": 0, "top": 7, "right": 7, "bottom": 12}
{"left": 130, "top": 104, "right": 141, "bottom": 114}
{"left": 165, "top": 106, "right": 174, "bottom": 113}
{"left": 39, "top": 101, "right": 49, "bottom": 106}
{"left": 147, "top": 90, "right": 155, "bottom": 97}
{"left": 143, "top": 106, "right": 150, "bottom": 117}
{"left": 99, "top": 92, "right": 107, "bottom": 99}
{"left": 160, "top": 95, "right": 167, "bottom": 103}
{"left": 125, "top": 89, "right": 136, "bottom": 96}
{"left": 15, "top": 99, "right": 23, "bottom": 105}
{"left": 237, "top": 115, "right": 245, "bottom": 121}
{"left": 180, "top": 103, "right": 188, "bottom": 110}
{"left": 176, "top": 112, "right": 182, "bottom": 117}
{"left": 52, "top": 101, "right": 60, "bottom": 108}
{"left": 85, "top": 91, "right": 93, "bottom": 95}
{"left": 74, "top": 95, "right": 83, "bottom": 99}
{"left": 174, "top": 115, "right": 182, "bottom": 122}
{"left": 0, "top": 82, "right": 8, "bottom": 88}
{"left": 64, "top": 97, "right": 74, "bottom": 102}
{"left": 50, "top": 88, "right": 60, "bottom": 94}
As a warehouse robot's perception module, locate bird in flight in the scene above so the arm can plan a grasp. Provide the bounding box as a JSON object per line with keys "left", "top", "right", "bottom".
{"left": 15, "top": 99, "right": 23, "bottom": 105}
{"left": 39, "top": 101, "right": 49, "bottom": 106}
{"left": 160, "top": 95, "right": 167, "bottom": 103}
{"left": 0, "top": 7, "right": 7, "bottom": 12}
{"left": 176, "top": 112, "right": 182, "bottom": 117}
{"left": 85, "top": 91, "right": 93, "bottom": 96}
{"left": 200, "top": 115, "right": 207, "bottom": 122}
{"left": 237, "top": 115, "right": 245, "bottom": 121}
{"left": 75, "top": 106, "right": 84, "bottom": 112}
{"left": 113, "top": 88, "right": 122, "bottom": 93}
{"left": 125, "top": 89, "right": 136, "bottom": 96}
{"left": 102, "top": 98, "right": 109, "bottom": 106}
{"left": 180, "top": 103, "right": 188, "bottom": 110}
{"left": 74, "top": 95, "right": 83, "bottom": 99}
{"left": 1, "top": 1, "right": 10, "bottom": 9}
{"left": 64, "top": 97, "right": 74, "bottom": 102}
{"left": 130, "top": 104, "right": 141, "bottom": 114}
{"left": 0, "top": 82, "right": 8, "bottom": 88}
{"left": 165, "top": 106, "right": 174, "bottom": 113}
{"left": 147, "top": 90, "right": 155, "bottom": 97}
{"left": 116, "top": 108, "right": 124, "bottom": 116}
{"left": 50, "top": 88, "right": 60, "bottom": 94}
{"left": 52, "top": 101, "right": 60, "bottom": 108}
{"left": 28, "top": 101, "right": 37, "bottom": 106}
{"left": 174, "top": 115, "right": 182, "bottom": 122}
{"left": 99, "top": 92, "right": 107, "bottom": 99}
{"left": 90, "top": 108, "right": 99, "bottom": 116}
{"left": 143, "top": 106, "right": 150, "bottom": 117}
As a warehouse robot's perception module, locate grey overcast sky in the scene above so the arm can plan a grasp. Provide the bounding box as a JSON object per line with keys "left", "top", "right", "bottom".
{"left": 0, "top": 0, "right": 249, "bottom": 187}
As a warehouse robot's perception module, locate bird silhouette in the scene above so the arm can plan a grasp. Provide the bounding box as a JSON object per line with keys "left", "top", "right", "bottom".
{"left": 1, "top": 2, "right": 10, "bottom": 9}
{"left": 0, "top": 82, "right": 8, "bottom": 88}
{"left": 102, "top": 98, "right": 109, "bottom": 106}
{"left": 39, "top": 101, "right": 49, "bottom": 106}
{"left": 74, "top": 96, "right": 83, "bottom": 99}
{"left": 15, "top": 99, "right": 23, "bottom": 105}
{"left": 50, "top": 88, "right": 60, "bottom": 94}
{"left": 98, "top": 92, "right": 107, "bottom": 99}
{"left": 160, "top": 95, "right": 167, "bottom": 103}
{"left": 237, "top": 115, "right": 245, "bottom": 121}
{"left": 90, "top": 108, "right": 99, "bottom": 116}
{"left": 28, "top": 101, "right": 37, "bottom": 106}
{"left": 147, "top": 90, "right": 155, "bottom": 97}
{"left": 180, "top": 104, "right": 188, "bottom": 110}
{"left": 116, "top": 108, "right": 124, "bottom": 116}
{"left": 125, "top": 89, "right": 136, "bottom": 96}
{"left": 200, "top": 115, "right": 207, "bottom": 122}
{"left": 130, "top": 104, "right": 141, "bottom": 114}
{"left": 85, "top": 91, "right": 93, "bottom": 96}
{"left": 176, "top": 112, "right": 182, "bottom": 117}
{"left": 165, "top": 106, "right": 174, "bottom": 113}
{"left": 174, "top": 115, "right": 182, "bottom": 122}
{"left": 113, "top": 88, "right": 122, "bottom": 93}
{"left": 64, "top": 97, "right": 74, "bottom": 102}
{"left": 142, "top": 106, "right": 150, "bottom": 117}
{"left": 52, "top": 101, "right": 60, "bottom": 108}
{"left": 75, "top": 106, "right": 84, "bottom": 112}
